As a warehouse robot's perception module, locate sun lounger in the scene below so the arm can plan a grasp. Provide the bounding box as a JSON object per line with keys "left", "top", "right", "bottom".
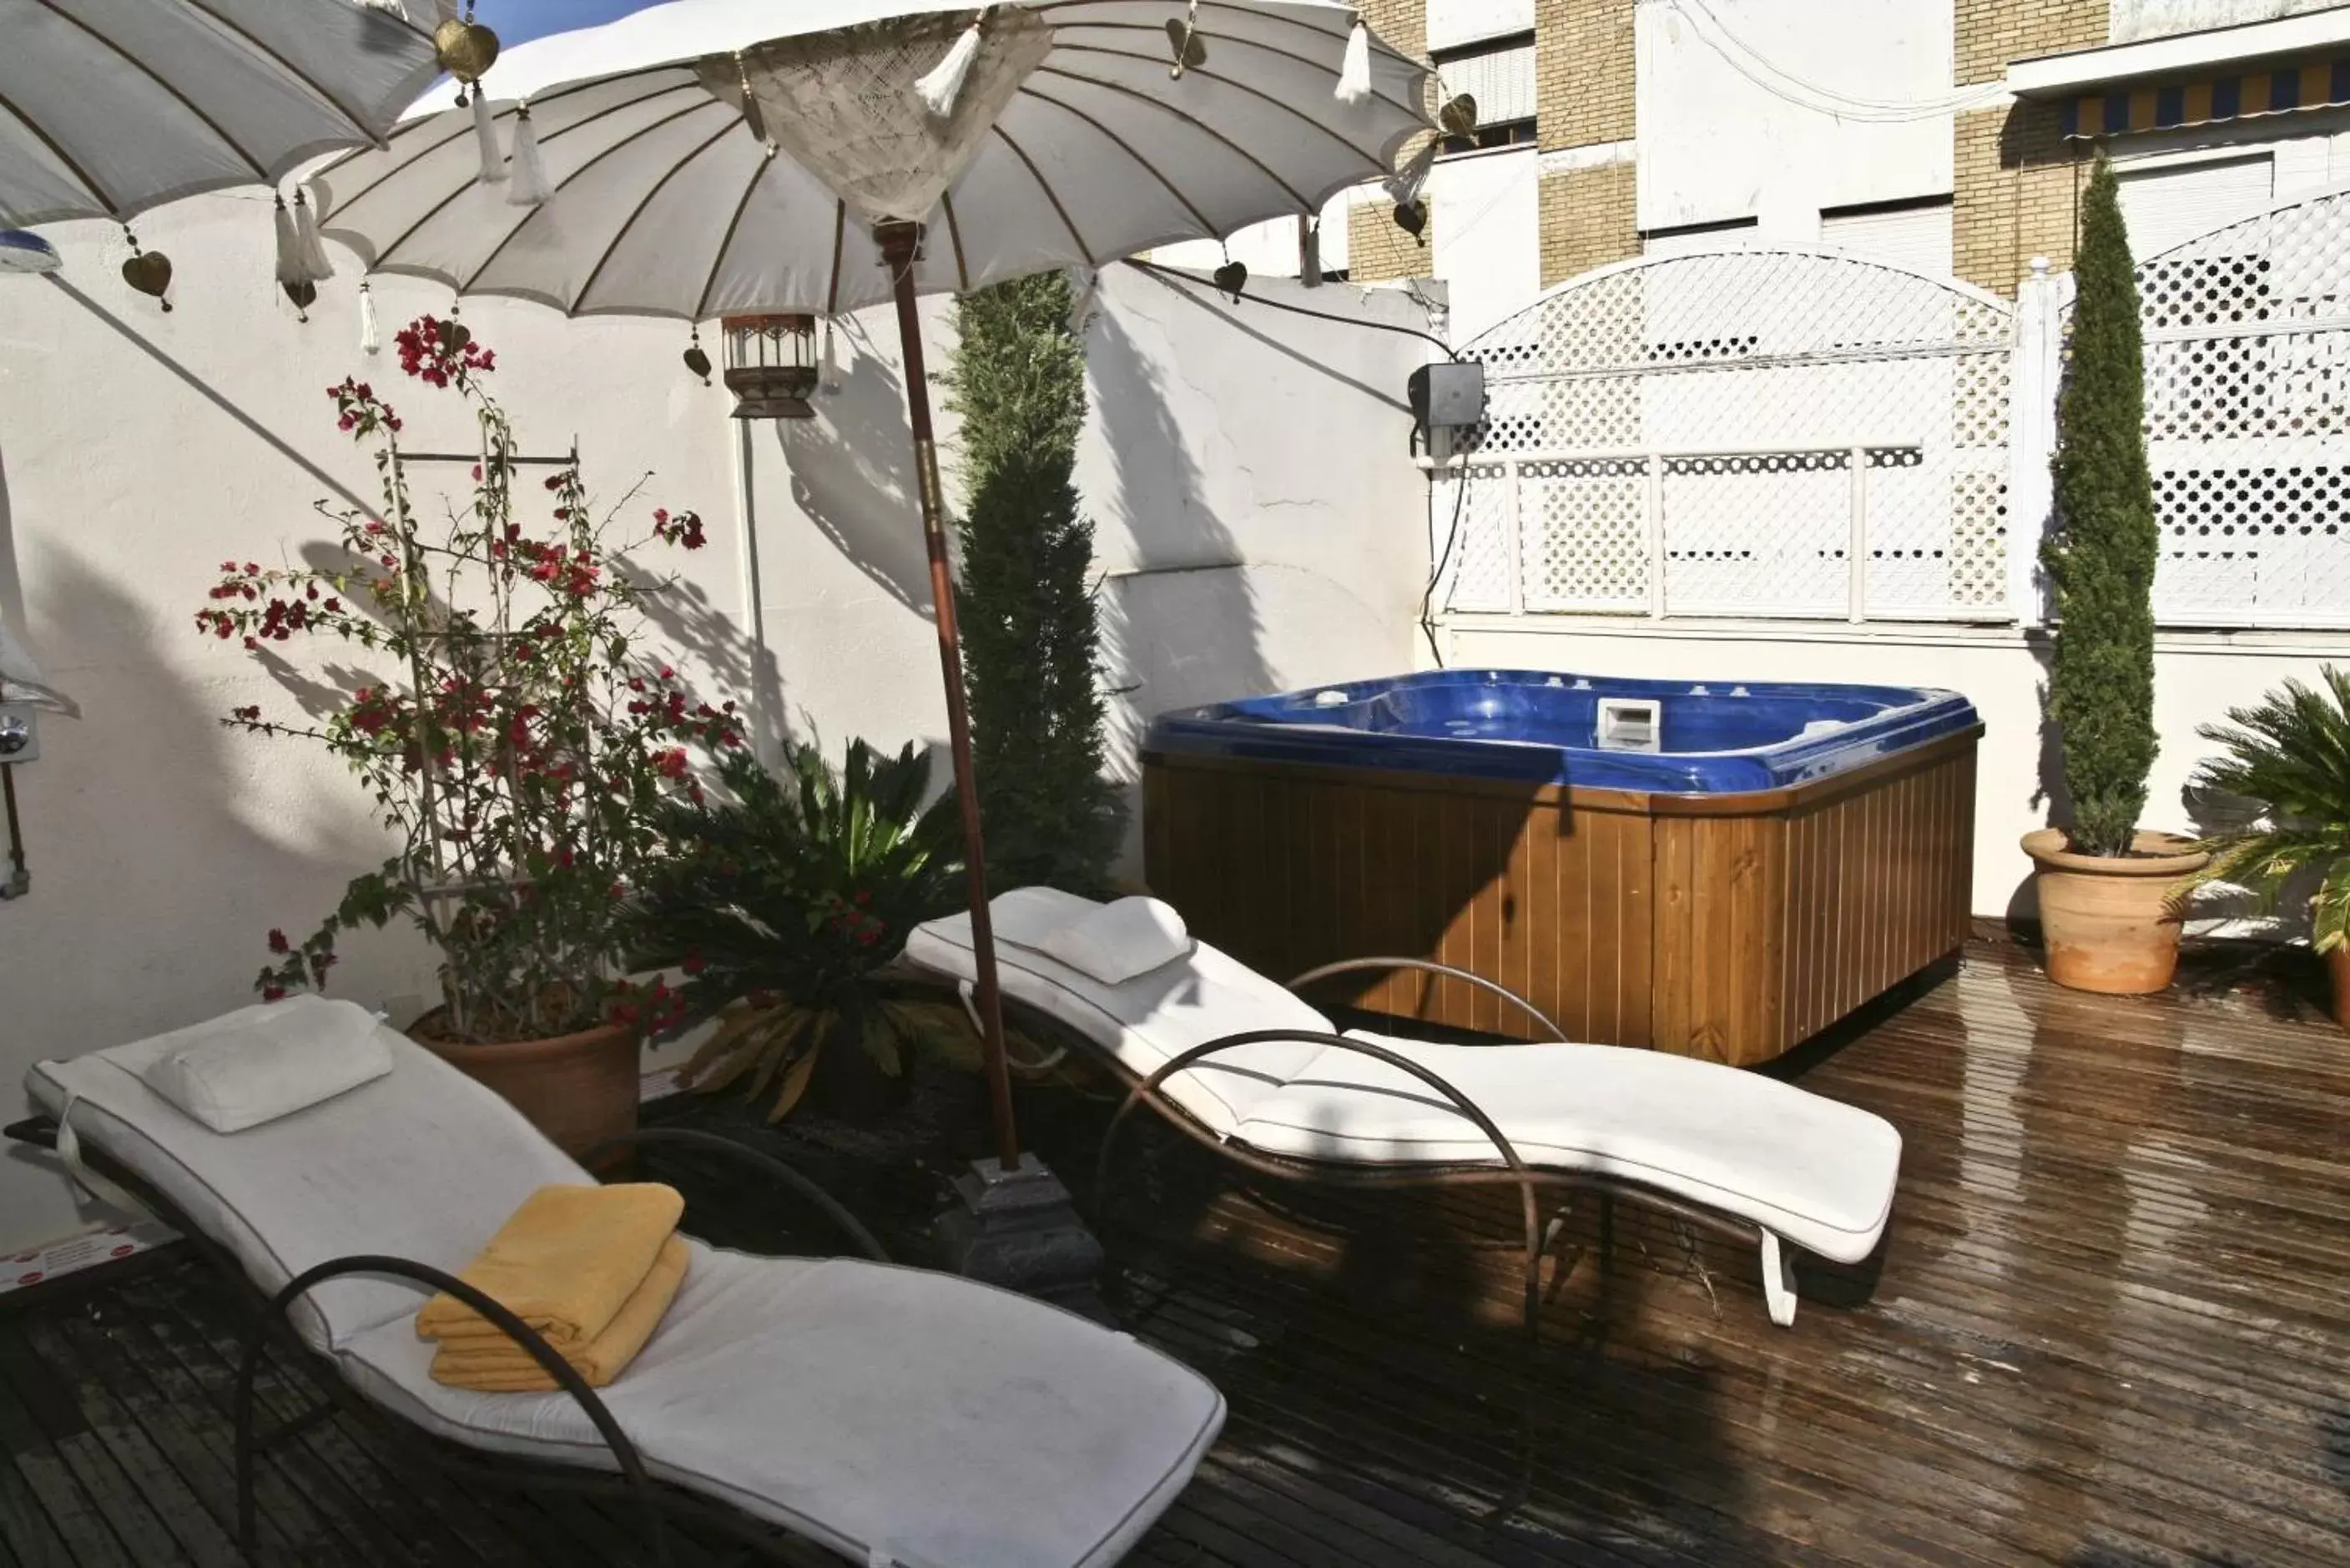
{"left": 12, "top": 1003, "right": 1224, "bottom": 1567}
{"left": 905, "top": 887, "right": 1904, "bottom": 1330}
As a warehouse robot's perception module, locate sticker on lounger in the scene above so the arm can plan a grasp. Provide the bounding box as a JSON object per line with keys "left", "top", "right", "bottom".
{"left": 0, "top": 1219, "right": 178, "bottom": 1294}
{"left": 1312, "top": 688, "right": 1350, "bottom": 706}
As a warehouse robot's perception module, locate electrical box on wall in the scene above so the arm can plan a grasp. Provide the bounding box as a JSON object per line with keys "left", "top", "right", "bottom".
{"left": 1408, "top": 360, "right": 1486, "bottom": 441}
{"left": 0, "top": 705, "right": 35, "bottom": 764}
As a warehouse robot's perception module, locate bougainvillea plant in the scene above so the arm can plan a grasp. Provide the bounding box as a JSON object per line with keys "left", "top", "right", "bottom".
{"left": 197, "top": 314, "right": 735, "bottom": 1044}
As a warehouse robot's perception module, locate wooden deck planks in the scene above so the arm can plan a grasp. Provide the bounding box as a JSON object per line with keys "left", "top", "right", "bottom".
{"left": 3, "top": 941, "right": 2348, "bottom": 1566}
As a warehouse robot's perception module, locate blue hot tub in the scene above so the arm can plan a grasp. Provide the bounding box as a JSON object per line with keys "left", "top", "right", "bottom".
{"left": 1141, "top": 669, "right": 1983, "bottom": 1065}
{"left": 1144, "top": 669, "right": 1979, "bottom": 794}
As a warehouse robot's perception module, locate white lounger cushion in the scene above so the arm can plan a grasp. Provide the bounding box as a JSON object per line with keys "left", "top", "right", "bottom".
{"left": 905, "top": 886, "right": 1334, "bottom": 1134}
{"left": 1239, "top": 1033, "right": 1899, "bottom": 1263}
{"left": 28, "top": 1016, "right": 582, "bottom": 1351}
{"left": 339, "top": 1242, "right": 1222, "bottom": 1568}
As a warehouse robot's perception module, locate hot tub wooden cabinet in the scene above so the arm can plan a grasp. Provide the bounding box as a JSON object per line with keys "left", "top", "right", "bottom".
{"left": 1141, "top": 672, "right": 1981, "bottom": 1067}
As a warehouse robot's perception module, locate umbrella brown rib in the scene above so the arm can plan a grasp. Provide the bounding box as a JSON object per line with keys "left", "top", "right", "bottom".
{"left": 571, "top": 114, "right": 748, "bottom": 311}
{"left": 875, "top": 217, "right": 1022, "bottom": 1172}
{"left": 1051, "top": 44, "right": 1391, "bottom": 171}
{"left": 26, "top": 0, "right": 270, "bottom": 182}
{"left": 1044, "top": 18, "right": 1420, "bottom": 119}
{"left": 459, "top": 99, "right": 729, "bottom": 293}
{"left": 330, "top": 81, "right": 703, "bottom": 229}
{"left": 940, "top": 192, "right": 971, "bottom": 292}
{"left": 691, "top": 146, "right": 774, "bottom": 320}
{"left": 178, "top": 0, "right": 423, "bottom": 142}
{"left": 990, "top": 123, "right": 1091, "bottom": 259}
{"left": 0, "top": 85, "right": 118, "bottom": 214}
{"left": 1016, "top": 85, "right": 1221, "bottom": 234}
{"left": 825, "top": 199, "right": 846, "bottom": 313}
{"left": 1031, "top": 63, "right": 1314, "bottom": 209}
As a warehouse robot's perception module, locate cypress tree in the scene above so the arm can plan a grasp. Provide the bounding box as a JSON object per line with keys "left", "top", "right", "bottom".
{"left": 2043, "top": 155, "right": 2159, "bottom": 857}
{"left": 946, "top": 270, "right": 1122, "bottom": 893}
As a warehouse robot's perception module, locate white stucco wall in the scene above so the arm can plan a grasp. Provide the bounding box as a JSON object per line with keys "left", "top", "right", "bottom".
{"left": 2109, "top": 0, "right": 2344, "bottom": 43}
{"left": 1438, "top": 618, "right": 2339, "bottom": 931}
{"left": 1636, "top": 0, "right": 1956, "bottom": 234}
{"left": 1428, "top": 0, "right": 1535, "bottom": 53}
{"left": 1426, "top": 148, "right": 1543, "bottom": 344}
{"left": 0, "top": 201, "right": 1430, "bottom": 1253}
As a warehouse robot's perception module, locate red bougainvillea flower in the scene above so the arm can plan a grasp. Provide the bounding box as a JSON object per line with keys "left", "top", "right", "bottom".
{"left": 267, "top": 929, "right": 290, "bottom": 953}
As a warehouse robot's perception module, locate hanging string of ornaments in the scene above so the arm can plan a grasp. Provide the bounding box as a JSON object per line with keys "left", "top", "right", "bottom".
{"left": 105, "top": 3, "right": 1458, "bottom": 381}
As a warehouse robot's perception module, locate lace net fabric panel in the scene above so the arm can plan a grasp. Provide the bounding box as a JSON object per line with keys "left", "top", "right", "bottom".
{"left": 1451, "top": 250, "right": 2015, "bottom": 621}
{"left": 699, "top": 9, "right": 1051, "bottom": 225}
{"left": 2135, "top": 190, "right": 2350, "bottom": 626}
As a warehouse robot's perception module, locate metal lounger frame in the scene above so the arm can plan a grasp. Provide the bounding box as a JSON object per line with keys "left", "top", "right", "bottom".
{"left": 1082, "top": 955, "right": 1799, "bottom": 1337}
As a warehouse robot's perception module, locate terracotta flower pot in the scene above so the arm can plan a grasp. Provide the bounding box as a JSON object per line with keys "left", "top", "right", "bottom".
{"left": 2021, "top": 829, "right": 2210, "bottom": 996}
{"left": 2327, "top": 945, "right": 2350, "bottom": 1030}
{"left": 415, "top": 1017, "right": 640, "bottom": 1162}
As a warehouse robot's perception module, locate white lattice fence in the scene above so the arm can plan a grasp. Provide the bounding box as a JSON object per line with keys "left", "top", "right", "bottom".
{"left": 1445, "top": 249, "right": 2017, "bottom": 623}
{"left": 2129, "top": 186, "right": 2350, "bottom": 628}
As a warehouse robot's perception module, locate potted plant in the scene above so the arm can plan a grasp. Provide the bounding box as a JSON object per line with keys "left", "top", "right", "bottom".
{"left": 2022, "top": 155, "right": 2208, "bottom": 993}
{"left": 197, "top": 314, "right": 739, "bottom": 1155}
{"left": 624, "top": 739, "right": 979, "bottom": 1124}
{"left": 2191, "top": 668, "right": 2350, "bottom": 1023}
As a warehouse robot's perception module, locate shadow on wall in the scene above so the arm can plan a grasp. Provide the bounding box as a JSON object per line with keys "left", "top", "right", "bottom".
{"left": 1086, "top": 300, "right": 1268, "bottom": 872}
{"left": 0, "top": 546, "right": 429, "bottom": 1217}
{"left": 774, "top": 317, "right": 934, "bottom": 616}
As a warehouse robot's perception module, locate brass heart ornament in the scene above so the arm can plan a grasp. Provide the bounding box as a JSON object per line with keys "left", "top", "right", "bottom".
{"left": 121, "top": 249, "right": 173, "bottom": 308}
{"left": 1440, "top": 93, "right": 1479, "bottom": 138}
{"left": 683, "top": 345, "right": 713, "bottom": 385}
{"left": 1213, "top": 260, "right": 1247, "bottom": 300}
{"left": 436, "top": 317, "right": 472, "bottom": 353}
{"left": 433, "top": 18, "right": 500, "bottom": 83}
{"left": 1163, "top": 17, "right": 1207, "bottom": 73}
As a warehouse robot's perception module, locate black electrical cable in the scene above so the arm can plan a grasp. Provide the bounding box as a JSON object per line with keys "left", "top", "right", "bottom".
{"left": 1122, "top": 258, "right": 1462, "bottom": 360}
{"left": 1419, "top": 453, "right": 1471, "bottom": 667}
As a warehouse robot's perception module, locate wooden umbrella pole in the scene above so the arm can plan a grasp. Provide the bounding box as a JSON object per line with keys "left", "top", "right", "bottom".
{"left": 876, "top": 218, "right": 1021, "bottom": 1173}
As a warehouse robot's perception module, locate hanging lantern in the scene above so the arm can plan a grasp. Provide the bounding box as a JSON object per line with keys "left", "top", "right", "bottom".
{"left": 721, "top": 313, "right": 819, "bottom": 420}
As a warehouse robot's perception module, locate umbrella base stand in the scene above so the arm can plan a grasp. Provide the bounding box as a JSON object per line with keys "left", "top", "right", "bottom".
{"left": 930, "top": 1155, "right": 1108, "bottom": 1319}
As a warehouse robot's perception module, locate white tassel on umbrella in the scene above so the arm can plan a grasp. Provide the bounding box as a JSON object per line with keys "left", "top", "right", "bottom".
{"left": 1384, "top": 138, "right": 1436, "bottom": 207}
{"left": 819, "top": 317, "right": 843, "bottom": 394}
{"left": 272, "top": 194, "right": 302, "bottom": 288}
{"left": 1334, "top": 13, "right": 1372, "bottom": 104}
{"left": 292, "top": 190, "right": 335, "bottom": 281}
{"left": 914, "top": 13, "right": 983, "bottom": 118}
{"left": 359, "top": 280, "right": 381, "bottom": 355}
{"left": 471, "top": 90, "right": 506, "bottom": 184}
{"left": 507, "top": 105, "right": 552, "bottom": 205}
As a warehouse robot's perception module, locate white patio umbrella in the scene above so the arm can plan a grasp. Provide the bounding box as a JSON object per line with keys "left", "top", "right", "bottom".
{"left": 310, "top": 0, "right": 1435, "bottom": 1171}
{"left": 0, "top": 0, "right": 441, "bottom": 227}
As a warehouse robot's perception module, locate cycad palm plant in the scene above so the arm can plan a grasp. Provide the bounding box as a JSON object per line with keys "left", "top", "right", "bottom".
{"left": 2193, "top": 666, "right": 2350, "bottom": 951}
{"left": 625, "top": 739, "right": 977, "bottom": 1122}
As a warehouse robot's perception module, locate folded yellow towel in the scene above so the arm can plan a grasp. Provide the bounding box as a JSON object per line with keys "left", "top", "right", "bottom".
{"left": 416, "top": 1182, "right": 685, "bottom": 1352}
{"left": 429, "top": 1235, "right": 689, "bottom": 1391}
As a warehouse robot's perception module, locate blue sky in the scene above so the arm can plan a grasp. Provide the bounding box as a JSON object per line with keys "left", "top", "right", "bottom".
{"left": 492, "top": 0, "right": 663, "bottom": 45}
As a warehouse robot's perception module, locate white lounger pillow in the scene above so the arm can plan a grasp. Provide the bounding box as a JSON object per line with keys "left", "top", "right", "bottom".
{"left": 127, "top": 995, "right": 392, "bottom": 1133}
{"left": 1036, "top": 895, "right": 1193, "bottom": 985}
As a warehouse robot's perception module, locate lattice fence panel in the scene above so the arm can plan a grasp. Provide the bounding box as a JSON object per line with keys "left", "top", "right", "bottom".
{"left": 1434, "top": 461, "right": 1514, "bottom": 612}
{"left": 2128, "top": 187, "right": 2350, "bottom": 626}
{"left": 1448, "top": 249, "right": 2016, "bottom": 622}
{"left": 1662, "top": 451, "right": 1848, "bottom": 616}
{"left": 1523, "top": 458, "right": 1647, "bottom": 611}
